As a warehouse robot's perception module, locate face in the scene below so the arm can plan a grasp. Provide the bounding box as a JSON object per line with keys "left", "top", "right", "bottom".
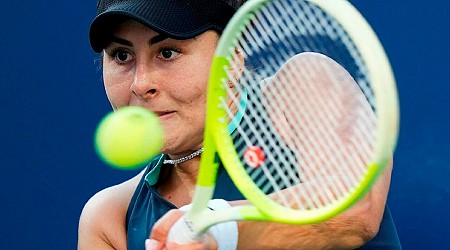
{"left": 102, "top": 20, "right": 219, "bottom": 155}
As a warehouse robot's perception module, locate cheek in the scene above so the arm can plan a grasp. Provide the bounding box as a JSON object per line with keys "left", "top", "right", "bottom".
{"left": 169, "top": 59, "right": 211, "bottom": 102}
{"left": 102, "top": 64, "right": 132, "bottom": 109}
{"left": 169, "top": 80, "right": 207, "bottom": 112}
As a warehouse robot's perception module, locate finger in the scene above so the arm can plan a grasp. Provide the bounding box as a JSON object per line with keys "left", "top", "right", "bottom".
{"left": 149, "top": 209, "right": 185, "bottom": 242}
{"left": 145, "top": 239, "right": 164, "bottom": 250}
{"left": 165, "top": 231, "right": 217, "bottom": 250}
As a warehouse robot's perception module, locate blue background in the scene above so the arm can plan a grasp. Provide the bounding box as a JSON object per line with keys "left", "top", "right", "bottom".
{"left": 1, "top": 1, "right": 448, "bottom": 249}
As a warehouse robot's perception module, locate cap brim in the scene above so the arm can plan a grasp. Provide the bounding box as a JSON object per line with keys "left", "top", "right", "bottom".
{"left": 89, "top": 0, "right": 235, "bottom": 53}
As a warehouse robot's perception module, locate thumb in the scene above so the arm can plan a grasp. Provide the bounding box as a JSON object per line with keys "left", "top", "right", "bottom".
{"left": 145, "top": 239, "right": 164, "bottom": 250}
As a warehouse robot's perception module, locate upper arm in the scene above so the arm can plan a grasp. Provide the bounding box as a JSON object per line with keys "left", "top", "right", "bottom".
{"left": 78, "top": 185, "right": 130, "bottom": 250}
{"left": 358, "top": 159, "right": 393, "bottom": 237}
{"left": 78, "top": 171, "right": 145, "bottom": 250}
{"left": 336, "top": 159, "right": 393, "bottom": 245}
{"left": 233, "top": 161, "right": 394, "bottom": 250}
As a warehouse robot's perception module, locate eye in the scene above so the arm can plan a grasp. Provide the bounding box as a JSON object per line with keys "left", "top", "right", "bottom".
{"left": 159, "top": 48, "right": 180, "bottom": 60}
{"left": 107, "top": 49, "right": 133, "bottom": 64}
{"left": 114, "top": 50, "right": 132, "bottom": 63}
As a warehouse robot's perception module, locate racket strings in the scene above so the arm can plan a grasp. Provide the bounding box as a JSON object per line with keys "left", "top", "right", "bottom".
{"left": 291, "top": 0, "right": 375, "bottom": 110}
{"left": 232, "top": 4, "right": 342, "bottom": 208}
{"left": 227, "top": 79, "right": 305, "bottom": 202}
{"left": 301, "top": 61, "right": 372, "bottom": 178}
{"left": 261, "top": 48, "right": 374, "bottom": 201}
{"left": 229, "top": 69, "right": 356, "bottom": 208}
{"left": 259, "top": 60, "right": 350, "bottom": 198}
{"left": 297, "top": 0, "right": 376, "bottom": 166}
{"left": 231, "top": 86, "right": 302, "bottom": 187}
{"left": 288, "top": 62, "right": 376, "bottom": 206}
{"left": 222, "top": 0, "right": 377, "bottom": 211}
{"left": 271, "top": 59, "right": 364, "bottom": 202}
{"left": 222, "top": 95, "right": 301, "bottom": 207}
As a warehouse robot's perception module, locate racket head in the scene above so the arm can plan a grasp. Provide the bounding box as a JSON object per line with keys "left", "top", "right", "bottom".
{"left": 207, "top": 0, "right": 399, "bottom": 224}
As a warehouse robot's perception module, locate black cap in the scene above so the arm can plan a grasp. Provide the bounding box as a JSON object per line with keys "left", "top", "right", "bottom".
{"left": 89, "top": 0, "right": 237, "bottom": 52}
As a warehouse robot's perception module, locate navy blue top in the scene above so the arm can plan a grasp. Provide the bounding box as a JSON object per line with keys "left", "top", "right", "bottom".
{"left": 125, "top": 155, "right": 401, "bottom": 250}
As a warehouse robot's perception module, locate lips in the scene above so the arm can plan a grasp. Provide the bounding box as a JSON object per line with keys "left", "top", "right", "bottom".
{"left": 154, "top": 111, "right": 175, "bottom": 120}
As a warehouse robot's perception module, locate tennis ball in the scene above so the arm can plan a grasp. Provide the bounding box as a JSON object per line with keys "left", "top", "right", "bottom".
{"left": 94, "top": 106, "right": 164, "bottom": 170}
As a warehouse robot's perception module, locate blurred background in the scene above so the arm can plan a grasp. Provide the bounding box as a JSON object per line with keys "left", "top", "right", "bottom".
{"left": 1, "top": 0, "right": 448, "bottom": 249}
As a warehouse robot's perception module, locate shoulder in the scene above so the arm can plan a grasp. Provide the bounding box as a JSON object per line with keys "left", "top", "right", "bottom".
{"left": 78, "top": 170, "right": 146, "bottom": 249}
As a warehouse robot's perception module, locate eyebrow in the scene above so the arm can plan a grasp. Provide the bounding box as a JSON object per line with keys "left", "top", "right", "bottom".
{"left": 149, "top": 34, "right": 168, "bottom": 45}
{"left": 109, "top": 35, "right": 132, "bottom": 47}
{"left": 108, "top": 34, "right": 169, "bottom": 48}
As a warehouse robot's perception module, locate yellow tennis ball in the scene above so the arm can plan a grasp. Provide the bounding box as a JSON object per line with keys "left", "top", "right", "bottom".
{"left": 94, "top": 106, "right": 164, "bottom": 170}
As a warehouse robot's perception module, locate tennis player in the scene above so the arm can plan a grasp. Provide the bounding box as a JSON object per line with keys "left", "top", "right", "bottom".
{"left": 79, "top": 0, "right": 402, "bottom": 249}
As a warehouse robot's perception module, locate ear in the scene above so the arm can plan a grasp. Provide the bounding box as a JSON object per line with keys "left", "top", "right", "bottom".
{"left": 228, "top": 47, "right": 245, "bottom": 89}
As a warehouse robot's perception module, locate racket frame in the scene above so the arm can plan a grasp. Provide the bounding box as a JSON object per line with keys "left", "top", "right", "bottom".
{"left": 187, "top": 0, "right": 399, "bottom": 233}
{"left": 202, "top": 0, "right": 399, "bottom": 224}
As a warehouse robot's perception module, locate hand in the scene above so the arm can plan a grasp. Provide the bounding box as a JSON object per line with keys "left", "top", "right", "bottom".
{"left": 145, "top": 209, "right": 218, "bottom": 250}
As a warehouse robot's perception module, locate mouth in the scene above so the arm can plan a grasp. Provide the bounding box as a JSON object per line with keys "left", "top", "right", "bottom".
{"left": 154, "top": 111, "right": 175, "bottom": 120}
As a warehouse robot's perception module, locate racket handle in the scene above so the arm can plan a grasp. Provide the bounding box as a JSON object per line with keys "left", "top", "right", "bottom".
{"left": 167, "top": 215, "right": 201, "bottom": 244}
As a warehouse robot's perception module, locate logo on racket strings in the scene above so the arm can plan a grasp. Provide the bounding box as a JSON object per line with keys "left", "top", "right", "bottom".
{"left": 244, "top": 146, "right": 265, "bottom": 168}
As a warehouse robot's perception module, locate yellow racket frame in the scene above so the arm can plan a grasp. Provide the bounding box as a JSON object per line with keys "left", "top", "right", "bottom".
{"left": 189, "top": 0, "right": 399, "bottom": 231}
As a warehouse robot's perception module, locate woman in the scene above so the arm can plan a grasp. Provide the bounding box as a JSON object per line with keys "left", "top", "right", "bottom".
{"left": 79, "top": 0, "right": 401, "bottom": 249}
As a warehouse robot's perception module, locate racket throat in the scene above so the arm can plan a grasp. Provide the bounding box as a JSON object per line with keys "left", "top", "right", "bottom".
{"left": 188, "top": 186, "right": 245, "bottom": 232}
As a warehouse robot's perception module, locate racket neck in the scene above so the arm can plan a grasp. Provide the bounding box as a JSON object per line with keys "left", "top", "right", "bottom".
{"left": 190, "top": 131, "right": 218, "bottom": 211}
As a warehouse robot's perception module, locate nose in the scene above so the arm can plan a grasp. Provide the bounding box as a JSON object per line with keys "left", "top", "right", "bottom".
{"left": 131, "top": 63, "right": 159, "bottom": 100}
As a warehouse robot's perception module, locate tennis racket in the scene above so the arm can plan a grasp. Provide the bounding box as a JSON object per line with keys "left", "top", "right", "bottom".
{"left": 167, "top": 0, "right": 399, "bottom": 244}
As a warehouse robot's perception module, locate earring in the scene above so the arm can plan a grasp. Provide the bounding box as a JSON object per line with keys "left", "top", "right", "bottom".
{"left": 228, "top": 77, "right": 239, "bottom": 88}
